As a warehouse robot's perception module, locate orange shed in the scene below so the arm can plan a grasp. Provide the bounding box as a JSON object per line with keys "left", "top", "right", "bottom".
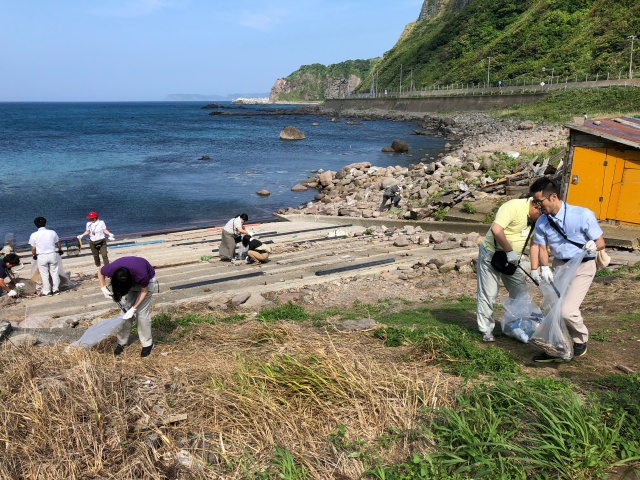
{"left": 562, "top": 117, "right": 640, "bottom": 226}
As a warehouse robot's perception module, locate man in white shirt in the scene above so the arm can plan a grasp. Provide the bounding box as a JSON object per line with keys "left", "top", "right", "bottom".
{"left": 28, "top": 216, "right": 63, "bottom": 296}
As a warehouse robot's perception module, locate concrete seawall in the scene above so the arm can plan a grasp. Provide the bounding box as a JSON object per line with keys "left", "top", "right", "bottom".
{"left": 324, "top": 94, "right": 545, "bottom": 113}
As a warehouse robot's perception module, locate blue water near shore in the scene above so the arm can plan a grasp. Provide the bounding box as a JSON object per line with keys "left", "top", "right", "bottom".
{"left": 0, "top": 102, "right": 447, "bottom": 246}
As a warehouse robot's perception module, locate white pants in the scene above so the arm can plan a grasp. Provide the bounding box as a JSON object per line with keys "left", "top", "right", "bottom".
{"left": 552, "top": 258, "right": 595, "bottom": 344}
{"left": 476, "top": 244, "right": 528, "bottom": 334}
{"left": 37, "top": 252, "right": 60, "bottom": 295}
{"left": 116, "top": 278, "right": 156, "bottom": 348}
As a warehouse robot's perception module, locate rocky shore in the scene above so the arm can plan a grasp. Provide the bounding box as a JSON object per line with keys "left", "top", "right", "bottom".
{"left": 277, "top": 107, "right": 567, "bottom": 221}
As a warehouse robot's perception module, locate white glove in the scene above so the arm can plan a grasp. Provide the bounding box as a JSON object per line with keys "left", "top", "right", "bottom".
{"left": 506, "top": 250, "right": 519, "bottom": 264}
{"left": 530, "top": 269, "right": 541, "bottom": 284}
{"left": 7, "top": 289, "right": 17, "bottom": 297}
{"left": 101, "top": 286, "right": 113, "bottom": 298}
{"left": 77, "top": 235, "right": 83, "bottom": 240}
{"left": 15, "top": 283, "right": 25, "bottom": 288}
{"left": 540, "top": 265, "right": 554, "bottom": 283}
{"left": 584, "top": 240, "right": 597, "bottom": 255}
{"left": 108, "top": 235, "right": 115, "bottom": 241}
{"left": 123, "top": 307, "right": 136, "bottom": 320}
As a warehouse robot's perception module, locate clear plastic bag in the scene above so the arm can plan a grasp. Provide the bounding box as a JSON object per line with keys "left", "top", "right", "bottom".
{"left": 68, "top": 315, "right": 126, "bottom": 350}
{"left": 530, "top": 250, "right": 586, "bottom": 361}
{"left": 500, "top": 290, "right": 543, "bottom": 343}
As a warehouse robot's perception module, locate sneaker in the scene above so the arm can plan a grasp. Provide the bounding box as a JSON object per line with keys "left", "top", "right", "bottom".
{"left": 114, "top": 344, "right": 126, "bottom": 356}
{"left": 41, "top": 291, "right": 52, "bottom": 297}
{"left": 140, "top": 344, "right": 155, "bottom": 358}
{"left": 482, "top": 333, "right": 495, "bottom": 342}
{"left": 52, "top": 290, "right": 60, "bottom": 296}
{"left": 532, "top": 352, "right": 564, "bottom": 363}
{"left": 573, "top": 342, "right": 587, "bottom": 357}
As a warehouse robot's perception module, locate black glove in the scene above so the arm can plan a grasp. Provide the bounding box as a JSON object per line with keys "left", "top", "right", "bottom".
{"left": 58, "top": 250, "right": 64, "bottom": 256}
{"left": 33, "top": 255, "right": 38, "bottom": 260}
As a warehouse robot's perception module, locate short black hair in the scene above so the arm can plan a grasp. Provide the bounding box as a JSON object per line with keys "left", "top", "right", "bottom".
{"left": 34, "top": 217, "right": 46, "bottom": 228}
{"left": 3, "top": 253, "right": 20, "bottom": 266}
{"left": 111, "top": 267, "right": 133, "bottom": 303}
{"left": 238, "top": 213, "right": 248, "bottom": 221}
{"left": 529, "top": 177, "right": 559, "bottom": 197}
{"left": 242, "top": 234, "right": 251, "bottom": 247}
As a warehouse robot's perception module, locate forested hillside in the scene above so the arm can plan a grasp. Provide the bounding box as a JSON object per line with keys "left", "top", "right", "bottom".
{"left": 357, "top": 0, "right": 640, "bottom": 92}
{"left": 270, "top": 0, "right": 640, "bottom": 101}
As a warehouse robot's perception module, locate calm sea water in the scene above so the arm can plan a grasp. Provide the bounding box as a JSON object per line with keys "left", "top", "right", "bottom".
{"left": 0, "top": 102, "right": 447, "bottom": 247}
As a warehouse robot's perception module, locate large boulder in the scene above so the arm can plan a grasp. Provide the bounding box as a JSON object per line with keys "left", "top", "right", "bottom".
{"left": 290, "top": 184, "right": 308, "bottom": 192}
{"left": 279, "top": 126, "right": 306, "bottom": 140}
{"left": 391, "top": 140, "right": 409, "bottom": 153}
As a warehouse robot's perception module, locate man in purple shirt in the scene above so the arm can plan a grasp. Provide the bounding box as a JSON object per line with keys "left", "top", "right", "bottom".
{"left": 98, "top": 256, "right": 157, "bottom": 357}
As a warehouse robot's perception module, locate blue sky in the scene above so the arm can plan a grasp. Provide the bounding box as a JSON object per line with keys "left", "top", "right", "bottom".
{"left": 0, "top": 0, "right": 423, "bottom": 101}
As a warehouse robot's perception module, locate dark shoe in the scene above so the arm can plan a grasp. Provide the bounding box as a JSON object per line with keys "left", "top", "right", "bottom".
{"left": 246, "top": 257, "right": 254, "bottom": 264}
{"left": 533, "top": 352, "right": 565, "bottom": 363}
{"left": 52, "top": 290, "right": 60, "bottom": 295}
{"left": 573, "top": 342, "right": 587, "bottom": 357}
{"left": 220, "top": 257, "right": 231, "bottom": 262}
{"left": 114, "top": 344, "right": 126, "bottom": 356}
{"left": 140, "top": 344, "right": 155, "bottom": 358}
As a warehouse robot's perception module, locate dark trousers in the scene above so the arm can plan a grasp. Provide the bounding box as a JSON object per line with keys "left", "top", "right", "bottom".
{"left": 379, "top": 194, "right": 401, "bottom": 211}
{"left": 90, "top": 239, "right": 109, "bottom": 267}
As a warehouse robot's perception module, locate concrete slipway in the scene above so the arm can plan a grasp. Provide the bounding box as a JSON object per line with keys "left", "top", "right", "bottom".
{"left": 1, "top": 216, "right": 638, "bottom": 345}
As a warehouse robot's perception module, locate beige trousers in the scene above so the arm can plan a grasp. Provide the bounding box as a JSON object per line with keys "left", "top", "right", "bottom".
{"left": 552, "top": 258, "right": 596, "bottom": 344}
{"left": 247, "top": 250, "right": 269, "bottom": 264}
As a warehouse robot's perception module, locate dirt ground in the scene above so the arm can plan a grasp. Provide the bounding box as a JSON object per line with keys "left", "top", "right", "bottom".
{"left": 267, "top": 266, "right": 640, "bottom": 382}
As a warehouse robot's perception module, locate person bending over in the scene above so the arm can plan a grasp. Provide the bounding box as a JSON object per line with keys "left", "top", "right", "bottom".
{"left": 98, "top": 256, "right": 158, "bottom": 357}
{"left": 219, "top": 213, "right": 249, "bottom": 261}
{"left": 0, "top": 253, "right": 21, "bottom": 297}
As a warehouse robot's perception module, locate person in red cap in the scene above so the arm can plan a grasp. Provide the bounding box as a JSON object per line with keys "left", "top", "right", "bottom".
{"left": 77, "top": 211, "right": 115, "bottom": 267}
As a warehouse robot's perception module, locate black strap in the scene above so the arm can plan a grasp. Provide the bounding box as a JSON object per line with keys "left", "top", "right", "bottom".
{"left": 546, "top": 215, "right": 584, "bottom": 249}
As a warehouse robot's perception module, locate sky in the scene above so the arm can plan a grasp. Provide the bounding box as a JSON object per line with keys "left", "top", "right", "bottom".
{"left": 0, "top": 0, "right": 423, "bottom": 101}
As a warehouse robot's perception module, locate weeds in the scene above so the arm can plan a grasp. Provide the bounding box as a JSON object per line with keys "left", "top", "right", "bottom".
{"left": 200, "top": 255, "right": 213, "bottom": 262}
{"left": 258, "top": 301, "right": 308, "bottom": 322}
{"left": 432, "top": 206, "right": 448, "bottom": 221}
{"left": 461, "top": 202, "right": 476, "bottom": 214}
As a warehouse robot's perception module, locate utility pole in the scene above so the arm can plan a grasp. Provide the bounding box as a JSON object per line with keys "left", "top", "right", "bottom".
{"left": 487, "top": 57, "right": 491, "bottom": 86}
{"left": 628, "top": 35, "right": 637, "bottom": 79}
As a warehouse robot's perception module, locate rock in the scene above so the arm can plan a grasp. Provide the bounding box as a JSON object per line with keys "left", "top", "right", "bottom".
{"left": 518, "top": 121, "right": 536, "bottom": 130}
{"left": 317, "top": 171, "right": 333, "bottom": 187}
{"left": 481, "top": 157, "right": 493, "bottom": 171}
{"left": 381, "top": 146, "right": 395, "bottom": 153}
{"left": 338, "top": 208, "right": 361, "bottom": 217}
{"left": 312, "top": 122, "right": 319, "bottom": 126}
{"left": 391, "top": 140, "right": 409, "bottom": 153}
{"left": 279, "top": 126, "right": 306, "bottom": 140}
{"left": 198, "top": 155, "right": 210, "bottom": 160}
{"left": 239, "top": 294, "right": 272, "bottom": 310}
{"left": 380, "top": 177, "right": 400, "bottom": 189}
{"left": 20, "top": 316, "right": 68, "bottom": 329}
{"left": 336, "top": 318, "right": 378, "bottom": 332}
{"left": 231, "top": 292, "right": 251, "bottom": 306}
{"left": 256, "top": 189, "right": 271, "bottom": 196}
{"left": 438, "top": 263, "right": 457, "bottom": 274}
{"left": 430, "top": 232, "right": 446, "bottom": 244}
{"left": 8, "top": 334, "right": 38, "bottom": 347}
{"left": 393, "top": 236, "right": 409, "bottom": 247}
{"left": 290, "top": 184, "right": 308, "bottom": 192}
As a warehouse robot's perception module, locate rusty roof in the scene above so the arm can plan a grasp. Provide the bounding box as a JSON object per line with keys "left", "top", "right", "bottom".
{"left": 566, "top": 116, "right": 640, "bottom": 149}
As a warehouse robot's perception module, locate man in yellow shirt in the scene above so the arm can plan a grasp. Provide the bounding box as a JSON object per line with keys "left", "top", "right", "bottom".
{"left": 477, "top": 198, "right": 541, "bottom": 341}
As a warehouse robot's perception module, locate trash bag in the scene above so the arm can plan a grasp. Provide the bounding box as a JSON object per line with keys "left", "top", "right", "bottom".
{"left": 529, "top": 250, "right": 587, "bottom": 361}
{"left": 499, "top": 290, "right": 543, "bottom": 343}
{"left": 30, "top": 253, "right": 75, "bottom": 289}
{"left": 67, "top": 315, "right": 126, "bottom": 350}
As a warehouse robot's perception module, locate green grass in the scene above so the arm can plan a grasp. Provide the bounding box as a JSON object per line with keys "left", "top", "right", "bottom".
{"left": 366, "top": 377, "right": 640, "bottom": 479}
{"left": 200, "top": 255, "right": 213, "bottom": 262}
{"left": 461, "top": 202, "right": 476, "bottom": 214}
{"left": 495, "top": 87, "right": 640, "bottom": 123}
{"left": 258, "top": 301, "right": 309, "bottom": 322}
{"left": 432, "top": 206, "right": 448, "bottom": 221}
{"left": 149, "top": 311, "right": 248, "bottom": 341}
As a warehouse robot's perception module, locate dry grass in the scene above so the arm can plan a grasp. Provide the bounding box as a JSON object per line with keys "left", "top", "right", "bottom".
{"left": 0, "top": 320, "right": 460, "bottom": 479}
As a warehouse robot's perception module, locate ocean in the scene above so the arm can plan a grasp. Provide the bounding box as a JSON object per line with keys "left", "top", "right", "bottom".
{"left": 0, "top": 102, "right": 447, "bottom": 247}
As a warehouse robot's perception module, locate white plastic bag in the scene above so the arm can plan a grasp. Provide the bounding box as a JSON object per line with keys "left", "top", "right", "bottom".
{"left": 68, "top": 315, "right": 126, "bottom": 350}
{"left": 530, "top": 250, "right": 586, "bottom": 361}
{"left": 499, "top": 290, "right": 543, "bottom": 343}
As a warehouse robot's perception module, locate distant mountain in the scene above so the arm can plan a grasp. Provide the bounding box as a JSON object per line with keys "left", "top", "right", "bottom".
{"left": 165, "top": 93, "right": 269, "bottom": 101}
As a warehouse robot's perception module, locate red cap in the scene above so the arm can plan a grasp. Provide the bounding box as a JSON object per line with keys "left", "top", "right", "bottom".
{"left": 86, "top": 211, "right": 98, "bottom": 219}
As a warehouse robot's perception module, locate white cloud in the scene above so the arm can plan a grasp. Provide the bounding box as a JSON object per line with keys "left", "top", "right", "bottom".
{"left": 91, "top": 0, "right": 188, "bottom": 18}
